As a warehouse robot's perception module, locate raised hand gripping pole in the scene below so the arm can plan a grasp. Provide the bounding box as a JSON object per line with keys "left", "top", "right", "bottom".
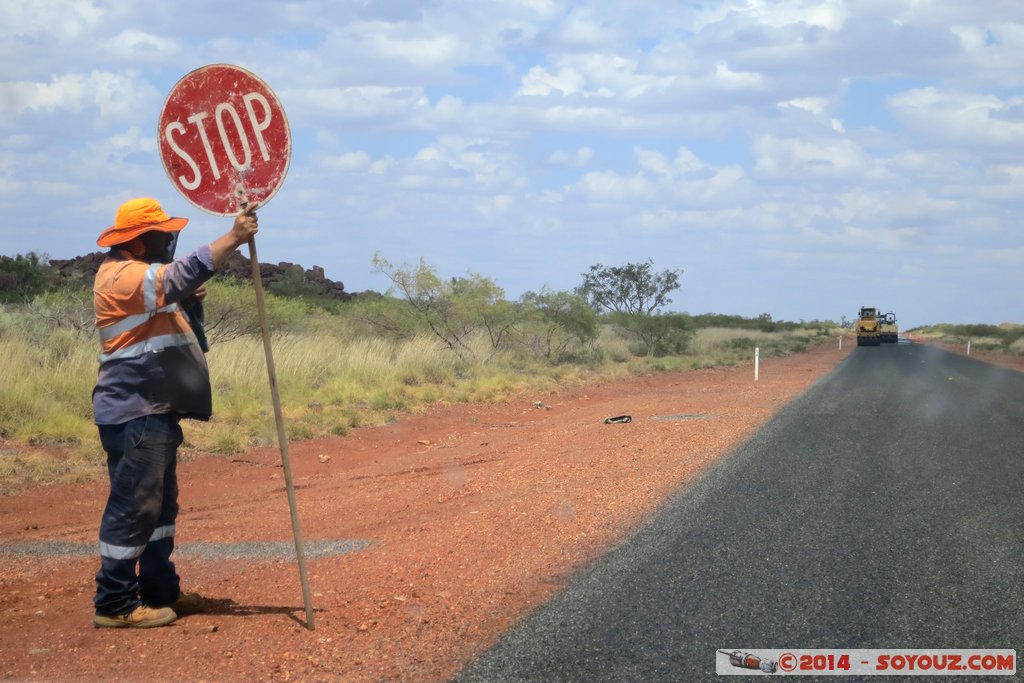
{"left": 246, "top": 232, "right": 315, "bottom": 630}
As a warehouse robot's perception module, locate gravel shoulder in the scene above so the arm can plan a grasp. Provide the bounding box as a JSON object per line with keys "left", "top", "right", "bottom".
{"left": 1, "top": 340, "right": 852, "bottom": 682}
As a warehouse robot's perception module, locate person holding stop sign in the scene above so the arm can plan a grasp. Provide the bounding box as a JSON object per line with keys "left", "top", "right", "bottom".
{"left": 90, "top": 197, "right": 258, "bottom": 628}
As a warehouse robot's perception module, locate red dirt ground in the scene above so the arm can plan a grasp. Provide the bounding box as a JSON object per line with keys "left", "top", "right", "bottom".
{"left": 1, "top": 341, "right": 860, "bottom": 681}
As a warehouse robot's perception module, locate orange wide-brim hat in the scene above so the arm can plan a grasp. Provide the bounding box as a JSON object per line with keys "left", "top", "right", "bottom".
{"left": 97, "top": 197, "right": 189, "bottom": 247}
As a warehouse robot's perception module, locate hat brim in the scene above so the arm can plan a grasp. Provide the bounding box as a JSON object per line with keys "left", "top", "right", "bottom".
{"left": 97, "top": 217, "right": 189, "bottom": 247}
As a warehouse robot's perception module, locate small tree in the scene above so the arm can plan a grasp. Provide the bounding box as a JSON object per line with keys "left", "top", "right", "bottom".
{"left": 450, "top": 273, "right": 519, "bottom": 354}
{"left": 519, "top": 289, "right": 598, "bottom": 362}
{"left": 577, "top": 259, "right": 681, "bottom": 315}
{"left": 371, "top": 254, "right": 517, "bottom": 361}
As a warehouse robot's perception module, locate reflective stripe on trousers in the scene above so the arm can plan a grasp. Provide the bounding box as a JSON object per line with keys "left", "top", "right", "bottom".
{"left": 99, "top": 524, "right": 176, "bottom": 560}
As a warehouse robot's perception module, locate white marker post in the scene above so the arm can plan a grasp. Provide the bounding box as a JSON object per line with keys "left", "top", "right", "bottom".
{"left": 839, "top": 336, "right": 843, "bottom": 350}
{"left": 754, "top": 347, "right": 760, "bottom": 382}
{"left": 967, "top": 340, "right": 971, "bottom": 356}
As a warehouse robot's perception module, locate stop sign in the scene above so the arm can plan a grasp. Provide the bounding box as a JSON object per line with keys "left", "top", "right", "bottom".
{"left": 158, "top": 64, "right": 291, "bottom": 216}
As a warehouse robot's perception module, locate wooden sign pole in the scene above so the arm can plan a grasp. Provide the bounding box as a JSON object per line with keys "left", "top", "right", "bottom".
{"left": 247, "top": 235, "right": 315, "bottom": 630}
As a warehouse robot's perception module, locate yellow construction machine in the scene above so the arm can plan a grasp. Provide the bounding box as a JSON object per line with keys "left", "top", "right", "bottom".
{"left": 856, "top": 306, "right": 881, "bottom": 346}
{"left": 879, "top": 312, "right": 898, "bottom": 343}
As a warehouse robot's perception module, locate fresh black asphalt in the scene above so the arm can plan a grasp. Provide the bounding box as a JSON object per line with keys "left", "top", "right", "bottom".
{"left": 455, "top": 343, "right": 1024, "bottom": 681}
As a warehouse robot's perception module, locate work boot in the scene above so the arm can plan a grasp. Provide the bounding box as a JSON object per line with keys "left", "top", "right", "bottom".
{"left": 166, "top": 591, "right": 208, "bottom": 615}
{"left": 93, "top": 605, "right": 177, "bottom": 629}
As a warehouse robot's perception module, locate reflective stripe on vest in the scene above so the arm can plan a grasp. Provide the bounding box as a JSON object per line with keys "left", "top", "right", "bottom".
{"left": 98, "top": 332, "right": 195, "bottom": 364}
{"left": 143, "top": 263, "right": 160, "bottom": 312}
{"left": 98, "top": 303, "right": 181, "bottom": 342}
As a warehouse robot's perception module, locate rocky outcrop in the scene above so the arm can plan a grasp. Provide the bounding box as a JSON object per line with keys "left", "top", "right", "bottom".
{"left": 218, "top": 252, "right": 353, "bottom": 300}
{"left": 48, "top": 250, "right": 373, "bottom": 301}
{"left": 48, "top": 252, "right": 107, "bottom": 288}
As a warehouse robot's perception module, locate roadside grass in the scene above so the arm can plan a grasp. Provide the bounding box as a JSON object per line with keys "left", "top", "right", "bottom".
{"left": 0, "top": 444, "right": 103, "bottom": 494}
{"left": 685, "top": 326, "right": 823, "bottom": 366}
{"left": 910, "top": 323, "right": 1024, "bottom": 356}
{"left": 1, "top": 298, "right": 832, "bottom": 490}
{"left": 0, "top": 338, "right": 96, "bottom": 447}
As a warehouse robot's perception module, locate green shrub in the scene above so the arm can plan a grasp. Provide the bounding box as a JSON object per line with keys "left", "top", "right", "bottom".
{"left": 202, "top": 278, "right": 311, "bottom": 344}
{"left": 609, "top": 312, "right": 693, "bottom": 357}
{"left": 0, "top": 253, "right": 56, "bottom": 303}
{"left": 728, "top": 337, "right": 757, "bottom": 350}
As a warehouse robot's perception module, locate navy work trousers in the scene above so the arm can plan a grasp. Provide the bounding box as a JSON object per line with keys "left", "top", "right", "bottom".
{"left": 94, "top": 414, "right": 183, "bottom": 616}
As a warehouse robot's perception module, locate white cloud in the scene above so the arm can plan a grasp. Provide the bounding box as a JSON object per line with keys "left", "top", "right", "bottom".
{"left": 548, "top": 146, "right": 593, "bottom": 167}
{"left": 0, "top": 71, "right": 159, "bottom": 123}
{"left": 323, "top": 151, "right": 373, "bottom": 172}
{"left": 554, "top": 6, "right": 619, "bottom": 48}
{"left": 805, "top": 225, "right": 921, "bottom": 251}
{"left": 434, "top": 95, "right": 465, "bottom": 121}
{"left": 103, "top": 127, "right": 154, "bottom": 156}
{"left": 636, "top": 148, "right": 672, "bottom": 176}
{"left": 360, "top": 25, "right": 461, "bottom": 68}
{"left": 712, "top": 61, "right": 764, "bottom": 91}
{"left": 568, "top": 146, "right": 746, "bottom": 209}
{"left": 574, "top": 170, "right": 652, "bottom": 202}
{"left": 753, "top": 135, "right": 866, "bottom": 179}
{"left": 107, "top": 29, "right": 180, "bottom": 61}
{"left": 516, "top": 53, "right": 674, "bottom": 101}
{"left": 740, "top": 0, "right": 850, "bottom": 31}
{"left": 780, "top": 97, "right": 829, "bottom": 115}
{"left": 517, "top": 65, "right": 588, "bottom": 97}
{"left": 532, "top": 103, "right": 644, "bottom": 129}
{"left": 673, "top": 148, "right": 707, "bottom": 175}
{"left": 282, "top": 85, "right": 431, "bottom": 124}
{"left": 980, "top": 164, "right": 1024, "bottom": 202}
{"left": 0, "top": 0, "right": 102, "bottom": 41}
{"left": 411, "top": 136, "right": 525, "bottom": 190}
{"left": 888, "top": 87, "right": 1024, "bottom": 150}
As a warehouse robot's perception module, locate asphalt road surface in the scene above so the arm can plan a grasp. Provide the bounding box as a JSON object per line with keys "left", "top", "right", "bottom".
{"left": 455, "top": 343, "right": 1024, "bottom": 681}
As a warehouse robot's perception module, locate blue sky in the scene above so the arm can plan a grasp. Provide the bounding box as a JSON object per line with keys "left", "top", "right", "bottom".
{"left": 2, "top": 0, "right": 1023, "bottom": 328}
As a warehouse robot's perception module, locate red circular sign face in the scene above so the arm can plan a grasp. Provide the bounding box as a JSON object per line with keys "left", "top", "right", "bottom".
{"left": 158, "top": 64, "right": 291, "bottom": 216}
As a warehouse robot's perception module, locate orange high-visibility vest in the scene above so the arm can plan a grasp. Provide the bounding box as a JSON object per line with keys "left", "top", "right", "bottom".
{"left": 92, "top": 250, "right": 213, "bottom": 424}
{"left": 94, "top": 258, "right": 198, "bottom": 362}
